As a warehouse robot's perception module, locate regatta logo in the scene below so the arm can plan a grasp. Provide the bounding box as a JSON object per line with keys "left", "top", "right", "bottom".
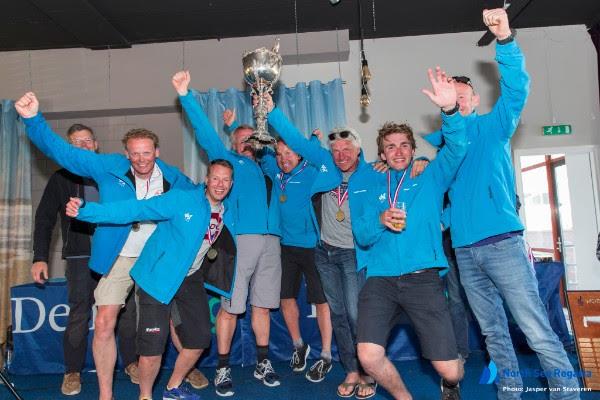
{"left": 145, "top": 327, "right": 161, "bottom": 334}
{"left": 479, "top": 361, "right": 498, "bottom": 384}
{"left": 117, "top": 179, "right": 126, "bottom": 187}
{"left": 378, "top": 193, "right": 386, "bottom": 202}
{"left": 320, "top": 164, "right": 328, "bottom": 173}
{"left": 184, "top": 213, "right": 193, "bottom": 222}
{"left": 238, "top": 160, "right": 244, "bottom": 165}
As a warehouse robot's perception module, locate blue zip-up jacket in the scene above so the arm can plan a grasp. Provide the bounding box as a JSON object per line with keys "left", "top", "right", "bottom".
{"left": 422, "top": 40, "right": 530, "bottom": 248}
{"left": 22, "top": 113, "right": 195, "bottom": 275}
{"left": 76, "top": 186, "right": 237, "bottom": 304}
{"left": 261, "top": 107, "right": 342, "bottom": 248}
{"left": 347, "top": 153, "right": 380, "bottom": 271}
{"left": 350, "top": 112, "right": 467, "bottom": 277}
{"left": 179, "top": 92, "right": 280, "bottom": 236}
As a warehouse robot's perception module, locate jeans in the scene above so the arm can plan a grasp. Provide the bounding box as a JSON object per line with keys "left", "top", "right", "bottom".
{"left": 315, "top": 242, "right": 360, "bottom": 373}
{"left": 63, "top": 257, "right": 137, "bottom": 372}
{"left": 445, "top": 251, "right": 471, "bottom": 359}
{"left": 455, "top": 236, "right": 580, "bottom": 399}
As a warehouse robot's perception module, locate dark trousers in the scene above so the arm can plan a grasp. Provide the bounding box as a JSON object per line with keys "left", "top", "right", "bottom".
{"left": 63, "top": 257, "right": 137, "bottom": 372}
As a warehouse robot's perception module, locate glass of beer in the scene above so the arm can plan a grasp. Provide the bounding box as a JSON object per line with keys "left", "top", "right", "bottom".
{"left": 393, "top": 201, "right": 407, "bottom": 230}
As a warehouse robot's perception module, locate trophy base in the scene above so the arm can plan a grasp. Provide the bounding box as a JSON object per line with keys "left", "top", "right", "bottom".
{"left": 244, "top": 133, "right": 277, "bottom": 149}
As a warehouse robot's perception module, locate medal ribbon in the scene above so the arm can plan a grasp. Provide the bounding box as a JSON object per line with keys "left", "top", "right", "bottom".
{"left": 205, "top": 209, "right": 223, "bottom": 246}
{"left": 278, "top": 160, "right": 308, "bottom": 192}
{"left": 332, "top": 184, "right": 349, "bottom": 208}
{"left": 387, "top": 165, "right": 410, "bottom": 208}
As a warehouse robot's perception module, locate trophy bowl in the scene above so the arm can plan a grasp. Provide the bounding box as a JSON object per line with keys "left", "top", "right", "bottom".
{"left": 242, "top": 40, "right": 282, "bottom": 149}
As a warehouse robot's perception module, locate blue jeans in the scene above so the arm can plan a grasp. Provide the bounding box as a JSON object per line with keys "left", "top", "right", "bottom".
{"left": 315, "top": 242, "right": 361, "bottom": 373}
{"left": 455, "top": 236, "right": 580, "bottom": 399}
{"left": 445, "top": 251, "right": 471, "bottom": 359}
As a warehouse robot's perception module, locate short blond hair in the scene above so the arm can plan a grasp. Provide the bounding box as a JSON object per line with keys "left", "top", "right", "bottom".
{"left": 121, "top": 128, "right": 159, "bottom": 149}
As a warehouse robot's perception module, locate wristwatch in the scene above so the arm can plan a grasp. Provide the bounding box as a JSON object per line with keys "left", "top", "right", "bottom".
{"left": 442, "top": 103, "right": 460, "bottom": 116}
{"left": 497, "top": 29, "right": 516, "bottom": 45}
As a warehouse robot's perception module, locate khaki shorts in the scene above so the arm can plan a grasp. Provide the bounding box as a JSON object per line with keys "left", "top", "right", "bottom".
{"left": 94, "top": 256, "right": 136, "bottom": 306}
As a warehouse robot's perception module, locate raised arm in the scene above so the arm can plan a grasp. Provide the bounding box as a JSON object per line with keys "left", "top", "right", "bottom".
{"left": 67, "top": 190, "right": 183, "bottom": 224}
{"left": 15, "top": 92, "right": 117, "bottom": 179}
{"left": 173, "top": 71, "right": 229, "bottom": 160}
{"left": 421, "top": 66, "right": 467, "bottom": 192}
{"left": 485, "top": 8, "right": 530, "bottom": 142}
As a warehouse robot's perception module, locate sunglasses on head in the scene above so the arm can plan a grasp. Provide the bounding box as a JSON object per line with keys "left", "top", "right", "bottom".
{"left": 328, "top": 130, "right": 355, "bottom": 141}
{"left": 452, "top": 76, "right": 473, "bottom": 88}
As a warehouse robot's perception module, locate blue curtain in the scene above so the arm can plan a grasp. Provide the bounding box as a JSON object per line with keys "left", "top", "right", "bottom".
{"left": 0, "top": 100, "right": 32, "bottom": 353}
{"left": 182, "top": 79, "right": 346, "bottom": 182}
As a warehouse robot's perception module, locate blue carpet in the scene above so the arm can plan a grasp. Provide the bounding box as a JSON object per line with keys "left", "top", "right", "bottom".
{"left": 1, "top": 351, "right": 597, "bottom": 399}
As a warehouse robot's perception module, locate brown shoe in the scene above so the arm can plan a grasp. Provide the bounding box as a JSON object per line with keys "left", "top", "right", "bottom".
{"left": 125, "top": 362, "right": 140, "bottom": 385}
{"left": 61, "top": 372, "right": 81, "bottom": 396}
{"left": 185, "top": 368, "right": 209, "bottom": 389}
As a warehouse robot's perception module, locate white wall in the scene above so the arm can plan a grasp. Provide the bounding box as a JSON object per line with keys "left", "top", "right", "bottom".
{"left": 2, "top": 24, "right": 599, "bottom": 279}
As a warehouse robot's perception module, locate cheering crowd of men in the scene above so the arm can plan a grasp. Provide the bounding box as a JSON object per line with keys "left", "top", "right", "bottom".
{"left": 16, "top": 8, "right": 582, "bottom": 400}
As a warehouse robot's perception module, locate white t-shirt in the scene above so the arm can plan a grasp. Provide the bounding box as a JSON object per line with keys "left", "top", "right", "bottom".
{"left": 119, "top": 165, "right": 164, "bottom": 257}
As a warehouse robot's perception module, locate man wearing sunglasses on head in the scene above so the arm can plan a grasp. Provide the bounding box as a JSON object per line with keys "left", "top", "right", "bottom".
{"left": 423, "top": 8, "right": 580, "bottom": 398}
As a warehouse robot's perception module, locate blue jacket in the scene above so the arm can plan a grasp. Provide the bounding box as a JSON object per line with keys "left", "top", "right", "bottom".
{"left": 350, "top": 112, "right": 467, "bottom": 277}
{"left": 423, "top": 41, "right": 530, "bottom": 248}
{"left": 23, "top": 113, "right": 195, "bottom": 275}
{"left": 76, "top": 186, "right": 237, "bottom": 304}
{"left": 179, "top": 92, "right": 280, "bottom": 236}
{"left": 262, "top": 108, "right": 342, "bottom": 248}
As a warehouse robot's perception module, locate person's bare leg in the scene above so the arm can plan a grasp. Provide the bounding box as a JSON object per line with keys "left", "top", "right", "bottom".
{"left": 280, "top": 299, "right": 301, "bottom": 343}
{"left": 431, "top": 359, "right": 463, "bottom": 385}
{"left": 167, "top": 349, "right": 203, "bottom": 388}
{"left": 315, "top": 303, "right": 332, "bottom": 354}
{"left": 93, "top": 304, "right": 121, "bottom": 400}
{"left": 216, "top": 308, "right": 238, "bottom": 354}
{"left": 138, "top": 355, "right": 161, "bottom": 398}
{"left": 251, "top": 306, "right": 270, "bottom": 346}
{"left": 358, "top": 343, "right": 412, "bottom": 400}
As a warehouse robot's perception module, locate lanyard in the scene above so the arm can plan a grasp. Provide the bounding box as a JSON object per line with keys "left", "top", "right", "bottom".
{"left": 331, "top": 184, "right": 349, "bottom": 208}
{"left": 278, "top": 160, "right": 308, "bottom": 192}
{"left": 387, "top": 167, "right": 409, "bottom": 208}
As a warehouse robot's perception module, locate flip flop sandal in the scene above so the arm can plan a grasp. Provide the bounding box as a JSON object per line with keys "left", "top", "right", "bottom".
{"left": 337, "top": 382, "right": 360, "bottom": 398}
{"left": 355, "top": 382, "right": 378, "bottom": 400}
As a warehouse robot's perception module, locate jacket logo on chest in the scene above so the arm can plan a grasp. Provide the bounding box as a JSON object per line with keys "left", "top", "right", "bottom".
{"left": 184, "top": 213, "right": 193, "bottom": 222}
{"left": 117, "top": 179, "right": 126, "bottom": 187}
{"left": 320, "top": 164, "right": 328, "bottom": 173}
{"left": 378, "top": 193, "right": 386, "bottom": 202}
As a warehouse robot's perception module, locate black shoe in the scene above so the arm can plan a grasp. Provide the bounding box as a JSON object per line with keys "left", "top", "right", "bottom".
{"left": 441, "top": 379, "right": 461, "bottom": 400}
{"left": 290, "top": 343, "right": 311, "bottom": 372}
{"left": 305, "top": 358, "right": 332, "bottom": 383}
{"left": 254, "top": 359, "right": 280, "bottom": 387}
{"left": 214, "top": 367, "right": 234, "bottom": 397}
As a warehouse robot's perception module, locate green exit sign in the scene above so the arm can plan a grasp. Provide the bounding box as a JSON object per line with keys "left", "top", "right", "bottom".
{"left": 543, "top": 124, "right": 572, "bottom": 135}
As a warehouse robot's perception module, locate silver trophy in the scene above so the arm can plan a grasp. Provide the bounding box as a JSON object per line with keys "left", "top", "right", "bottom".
{"left": 242, "top": 40, "right": 283, "bottom": 149}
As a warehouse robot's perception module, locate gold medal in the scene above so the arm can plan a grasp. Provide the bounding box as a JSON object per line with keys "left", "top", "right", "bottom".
{"left": 279, "top": 194, "right": 287, "bottom": 203}
{"left": 336, "top": 209, "right": 345, "bottom": 222}
{"left": 207, "top": 247, "right": 218, "bottom": 261}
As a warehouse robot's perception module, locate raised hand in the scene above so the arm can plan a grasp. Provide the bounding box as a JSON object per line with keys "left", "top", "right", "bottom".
{"left": 65, "top": 197, "right": 83, "bottom": 218}
{"left": 483, "top": 8, "right": 512, "bottom": 40}
{"left": 223, "top": 109, "right": 236, "bottom": 127}
{"left": 14, "top": 92, "right": 39, "bottom": 118}
{"left": 31, "top": 261, "right": 48, "bottom": 284}
{"left": 311, "top": 128, "right": 323, "bottom": 140}
{"left": 172, "top": 70, "right": 191, "bottom": 96}
{"left": 421, "top": 67, "right": 457, "bottom": 111}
